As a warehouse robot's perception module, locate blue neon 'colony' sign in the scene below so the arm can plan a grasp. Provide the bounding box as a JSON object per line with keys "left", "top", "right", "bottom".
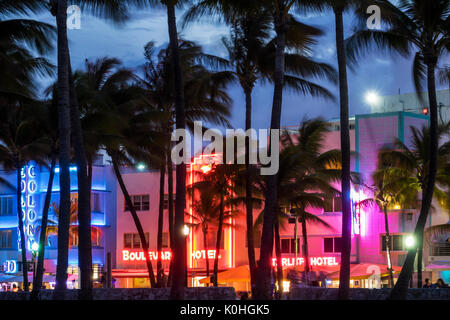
{"left": 18, "top": 162, "right": 39, "bottom": 251}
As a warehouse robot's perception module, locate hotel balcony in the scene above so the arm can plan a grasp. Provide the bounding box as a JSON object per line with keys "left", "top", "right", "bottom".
{"left": 429, "top": 242, "right": 450, "bottom": 259}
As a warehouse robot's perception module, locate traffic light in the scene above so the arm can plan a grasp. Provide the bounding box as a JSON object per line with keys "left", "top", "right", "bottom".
{"left": 422, "top": 107, "right": 429, "bottom": 115}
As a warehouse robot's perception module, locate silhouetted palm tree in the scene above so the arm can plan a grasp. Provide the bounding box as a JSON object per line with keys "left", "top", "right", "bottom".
{"left": 379, "top": 123, "right": 450, "bottom": 290}
{"left": 0, "top": 103, "right": 50, "bottom": 291}
{"left": 344, "top": 0, "right": 449, "bottom": 299}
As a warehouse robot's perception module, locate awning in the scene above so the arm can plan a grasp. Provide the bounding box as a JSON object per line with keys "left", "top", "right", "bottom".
{"left": 327, "top": 263, "right": 402, "bottom": 280}
{"left": 0, "top": 275, "right": 15, "bottom": 283}
{"left": 425, "top": 261, "right": 450, "bottom": 270}
{"left": 199, "top": 265, "right": 250, "bottom": 284}
{"left": 0, "top": 273, "right": 56, "bottom": 283}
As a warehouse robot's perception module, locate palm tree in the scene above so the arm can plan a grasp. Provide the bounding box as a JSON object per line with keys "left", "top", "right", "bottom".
{"left": 380, "top": 123, "right": 450, "bottom": 290}
{"left": 0, "top": 0, "right": 55, "bottom": 103}
{"left": 31, "top": 99, "right": 59, "bottom": 300}
{"left": 49, "top": 0, "right": 139, "bottom": 299}
{"left": 344, "top": 0, "right": 449, "bottom": 299}
{"left": 0, "top": 103, "right": 50, "bottom": 291}
{"left": 216, "top": 10, "right": 338, "bottom": 291}
{"left": 256, "top": 119, "right": 341, "bottom": 293}
{"left": 361, "top": 154, "right": 420, "bottom": 288}
{"left": 49, "top": 0, "right": 72, "bottom": 297}
{"left": 139, "top": 39, "right": 233, "bottom": 287}
{"left": 81, "top": 70, "right": 161, "bottom": 287}
{"left": 183, "top": 0, "right": 337, "bottom": 299}
{"left": 157, "top": 0, "right": 189, "bottom": 300}
{"left": 186, "top": 183, "right": 221, "bottom": 280}
{"left": 196, "top": 163, "right": 239, "bottom": 287}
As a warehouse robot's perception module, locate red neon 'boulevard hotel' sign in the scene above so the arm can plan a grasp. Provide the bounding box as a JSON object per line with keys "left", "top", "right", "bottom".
{"left": 122, "top": 250, "right": 219, "bottom": 262}
{"left": 122, "top": 250, "right": 339, "bottom": 267}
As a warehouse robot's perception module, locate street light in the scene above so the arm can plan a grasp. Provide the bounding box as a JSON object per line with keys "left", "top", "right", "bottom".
{"left": 31, "top": 242, "right": 39, "bottom": 286}
{"left": 183, "top": 225, "right": 190, "bottom": 236}
{"left": 183, "top": 225, "right": 189, "bottom": 287}
{"left": 136, "top": 163, "right": 146, "bottom": 171}
{"left": 365, "top": 91, "right": 380, "bottom": 106}
{"left": 404, "top": 235, "right": 415, "bottom": 249}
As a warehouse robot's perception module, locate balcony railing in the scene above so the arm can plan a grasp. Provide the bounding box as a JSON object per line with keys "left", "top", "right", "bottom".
{"left": 430, "top": 243, "right": 450, "bottom": 257}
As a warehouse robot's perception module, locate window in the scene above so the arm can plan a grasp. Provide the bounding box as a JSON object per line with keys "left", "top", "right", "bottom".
{"left": 0, "top": 230, "right": 12, "bottom": 249}
{"left": 163, "top": 194, "right": 176, "bottom": 210}
{"left": 125, "top": 195, "right": 150, "bottom": 212}
{"left": 281, "top": 239, "right": 290, "bottom": 253}
{"left": 0, "top": 197, "right": 13, "bottom": 216}
{"left": 280, "top": 238, "right": 300, "bottom": 254}
{"left": 69, "top": 232, "right": 78, "bottom": 247}
{"left": 123, "top": 233, "right": 149, "bottom": 249}
{"left": 162, "top": 232, "right": 169, "bottom": 248}
{"left": 245, "top": 230, "right": 261, "bottom": 249}
{"left": 207, "top": 231, "right": 224, "bottom": 250}
{"left": 92, "top": 228, "right": 102, "bottom": 247}
{"left": 91, "top": 193, "right": 102, "bottom": 212}
{"left": 324, "top": 237, "right": 341, "bottom": 253}
{"left": 381, "top": 234, "right": 409, "bottom": 252}
{"left": 323, "top": 197, "right": 342, "bottom": 213}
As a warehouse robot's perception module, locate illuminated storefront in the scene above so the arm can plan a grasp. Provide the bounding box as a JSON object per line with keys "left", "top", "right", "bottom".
{"left": 0, "top": 158, "right": 116, "bottom": 290}
{"left": 1, "top": 112, "right": 449, "bottom": 291}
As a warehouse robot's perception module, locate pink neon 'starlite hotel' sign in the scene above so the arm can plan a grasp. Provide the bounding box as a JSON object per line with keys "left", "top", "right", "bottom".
{"left": 122, "top": 249, "right": 220, "bottom": 262}
{"left": 272, "top": 256, "right": 339, "bottom": 267}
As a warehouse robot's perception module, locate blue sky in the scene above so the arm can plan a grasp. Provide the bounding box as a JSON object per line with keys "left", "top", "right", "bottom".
{"left": 33, "top": 5, "right": 449, "bottom": 131}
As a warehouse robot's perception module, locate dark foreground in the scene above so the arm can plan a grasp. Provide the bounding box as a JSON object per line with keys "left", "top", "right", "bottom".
{"left": 0, "top": 287, "right": 449, "bottom": 300}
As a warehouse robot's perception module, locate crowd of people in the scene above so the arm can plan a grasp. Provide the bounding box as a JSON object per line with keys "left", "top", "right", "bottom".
{"left": 423, "top": 279, "right": 449, "bottom": 288}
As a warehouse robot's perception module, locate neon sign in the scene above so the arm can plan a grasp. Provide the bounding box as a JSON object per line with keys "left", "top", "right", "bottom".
{"left": 351, "top": 189, "right": 367, "bottom": 236}
{"left": 3, "top": 260, "right": 17, "bottom": 274}
{"left": 122, "top": 249, "right": 220, "bottom": 262}
{"left": 18, "top": 162, "right": 39, "bottom": 251}
{"left": 271, "top": 256, "right": 339, "bottom": 267}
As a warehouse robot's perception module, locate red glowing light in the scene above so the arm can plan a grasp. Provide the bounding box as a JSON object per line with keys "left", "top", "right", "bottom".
{"left": 122, "top": 249, "right": 219, "bottom": 262}
{"left": 200, "top": 165, "right": 212, "bottom": 174}
{"left": 271, "top": 256, "right": 339, "bottom": 267}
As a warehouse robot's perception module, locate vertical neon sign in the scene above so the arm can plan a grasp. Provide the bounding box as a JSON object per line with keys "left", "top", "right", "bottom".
{"left": 18, "top": 162, "right": 39, "bottom": 251}
{"left": 350, "top": 188, "right": 368, "bottom": 236}
{"left": 350, "top": 189, "right": 362, "bottom": 236}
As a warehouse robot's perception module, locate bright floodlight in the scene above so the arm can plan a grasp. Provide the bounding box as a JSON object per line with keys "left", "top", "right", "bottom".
{"left": 183, "top": 225, "right": 190, "bottom": 236}
{"left": 404, "top": 235, "right": 415, "bottom": 248}
{"left": 136, "top": 163, "right": 146, "bottom": 171}
{"left": 365, "top": 91, "right": 380, "bottom": 105}
{"left": 31, "top": 242, "right": 39, "bottom": 252}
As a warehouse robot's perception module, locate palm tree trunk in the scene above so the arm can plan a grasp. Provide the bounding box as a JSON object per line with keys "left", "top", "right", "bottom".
{"left": 157, "top": 164, "right": 166, "bottom": 287}
{"left": 165, "top": 2, "right": 187, "bottom": 300}
{"left": 334, "top": 6, "right": 352, "bottom": 301}
{"left": 244, "top": 87, "right": 256, "bottom": 291}
{"left": 417, "top": 245, "right": 423, "bottom": 288}
{"left": 389, "top": 54, "right": 439, "bottom": 299}
{"left": 383, "top": 205, "right": 394, "bottom": 288}
{"left": 16, "top": 162, "right": 28, "bottom": 291}
{"left": 54, "top": 0, "right": 71, "bottom": 297}
{"left": 88, "top": 158, "right": 93, "bottom": 203}
{"left": 31, "top": 151, "right": 57, "bottom": 299}
{"left": 274, "top": 218, "right": 283, "bottom": 300}
{"left": 255, "top": 11, "right": 287, "bottom": 300}
{"left": 203, "top": 228, "right": 210, "bottom": 279}
{"left": 69, "top": 63, "right": 92, "bottom": 300}
{"left": 213, "top": 190, "right": 225, "bottom": 287}
{"left": 167, "top": 147, "right": 175, "bottom": 287}
{"left": 301, "top": 216, "right": 311, "bottom": 277}
{"left": 111, "top": 157, "right": 156, "bottom": 287}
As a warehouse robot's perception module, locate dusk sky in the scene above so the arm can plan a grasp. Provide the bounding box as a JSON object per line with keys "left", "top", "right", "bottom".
{"left": 33, "top": 5, "right": 449, "bottom": 131}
